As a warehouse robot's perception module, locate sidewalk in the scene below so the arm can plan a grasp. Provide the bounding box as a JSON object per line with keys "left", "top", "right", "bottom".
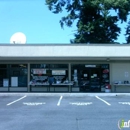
{"left": 0, "top": 92, "right": 130, "bottom": 97}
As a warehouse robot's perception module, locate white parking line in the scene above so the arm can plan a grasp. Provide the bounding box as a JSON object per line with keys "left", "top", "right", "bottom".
{"left": 95, "top": 96, "right": 111, "bottom": 106}
{"left": 69, "top": 102, "right": 92, "bottom": 106}
{"left": 57, "top": 96, "right": 63, "bottom": 106}
{"left": 119, "top": 102, "right": 130, "bottom": 105}
{"left": 7, "top": 95, "right": 27, "bottom": 106}
{"left": 23, "top": 102, "right": 46, "bottom": 106}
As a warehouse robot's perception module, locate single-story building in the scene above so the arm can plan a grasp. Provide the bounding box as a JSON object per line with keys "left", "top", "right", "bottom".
{"left": 0, "top": 44, "right": 130, "bottom": 93}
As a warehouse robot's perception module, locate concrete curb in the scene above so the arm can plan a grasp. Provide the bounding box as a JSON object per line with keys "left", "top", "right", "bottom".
{"left": 0, "top": 93, "right": 130, "bottom": 97}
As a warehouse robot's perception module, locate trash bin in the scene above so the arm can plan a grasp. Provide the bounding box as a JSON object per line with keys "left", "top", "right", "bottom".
{"left": 105, "top": 84, "right": 111, "bottom": 93}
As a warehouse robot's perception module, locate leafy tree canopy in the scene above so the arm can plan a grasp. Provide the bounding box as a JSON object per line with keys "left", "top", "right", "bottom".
{"left": 125, "top": 20, "right": 130, "bottom": 43}
{"left": 46, "top": 0, "right": 130, "bottom": 43}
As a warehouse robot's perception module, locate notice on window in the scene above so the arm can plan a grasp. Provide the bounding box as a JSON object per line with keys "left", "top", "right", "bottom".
{"left": 125, "top": 72, "right": 129, "bottom": 77}
{"left": 52, "top": 70, "right": 66, "bottom": 75}
{"left": 84, "top": 74, "right": 88, "bottom": 77}
{"left": 74, "top": 69, "right": 77, "bottom": 74}
{"left": 3, "top": 79, "right": 9, "bottom": 87}
{"left": 93, "top": 74, "right": 97, "bottom": 77}
{"left": 11, "top": 77, "right": 18, "bottom": 87}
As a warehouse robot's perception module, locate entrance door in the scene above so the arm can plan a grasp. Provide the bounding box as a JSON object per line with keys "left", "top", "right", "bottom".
{"left": 79, "top": 67, "right": 101, "bottom": 92}
{"left": 79, "top": 68, "right": 90, "bottom": 92}
{"left": 90, "top": 68, "right": 101, "bottom": 92}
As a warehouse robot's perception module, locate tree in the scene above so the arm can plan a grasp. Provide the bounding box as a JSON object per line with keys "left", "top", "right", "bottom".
{"left": 46, "top": 0, "right": 130, "bottom": 43}
{"left": 125, "top": 20, "right": 130, "bottom": 43}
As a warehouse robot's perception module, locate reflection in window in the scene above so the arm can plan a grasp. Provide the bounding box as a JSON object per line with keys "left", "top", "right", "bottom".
{"left": 50, "top": 64, "right": 68, "bottom": 69}
{"left": 30, "top": 64, "right": 49, "bottom": 68}
{"left": 0, "top": 69, "right": 8, "bottom": 87}
{"left": 0, "top": 64, "right": 7, "bottom": 68}
{"left": 11, "top": 64, "right": 27, "bottom": 68}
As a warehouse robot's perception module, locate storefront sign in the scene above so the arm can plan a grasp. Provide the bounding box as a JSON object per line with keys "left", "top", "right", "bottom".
{"left": 52, "top": 70, "right": 66, "bottom": 75}
{"left": 85, "top": 65, "right": 96, "bottom": 67}
{"left": 33, "top": 69, "right": 46, "bottom": 74}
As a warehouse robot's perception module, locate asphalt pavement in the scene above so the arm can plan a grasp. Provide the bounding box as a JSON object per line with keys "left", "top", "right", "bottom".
{"left": 0, "top": 93, "right": 130, "bottom": 130}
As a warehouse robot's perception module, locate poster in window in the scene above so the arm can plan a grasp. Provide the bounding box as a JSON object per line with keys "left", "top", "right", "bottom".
{"left": 33, "top": 69, "right": 46, "bottom": 74}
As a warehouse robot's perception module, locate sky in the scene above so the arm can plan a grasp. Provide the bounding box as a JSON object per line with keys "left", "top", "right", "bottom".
{"left": 0, "top": 0, "right": 129, "bottom": 44}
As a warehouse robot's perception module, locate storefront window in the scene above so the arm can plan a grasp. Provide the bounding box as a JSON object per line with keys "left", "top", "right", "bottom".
{"left": 71, "top": 64, "right": 109, "bottom": 92}
{"left": 30, "top": 64, "right": 49, "bottom": 84}
{"left": 0, "top": 64, "right": 28, "bottom": 87}
{"left": 71, "top": 64, "right": 80, "bottom": 86}
{"left": 50, "top": 64, "right": 68, "bottom": 69}
{"left": 30, "top": 64, "right": 68, "bottom": 85}
{"left": 50, "top": 64, "right": 68, "bottom": 83}
{"left": 9, "top": 64, "right": 28, "bottom": 87}
{"left": 0, "top": 64, "right": 7, "bottom": 68}
{"left": 101, "top": 64, "right": 110, "bottom": 89}
{"left": 30, "top": 64, "right": 49, "bottom": 68}
{"left": 0, "top": 64, "right": 8, "bottom": 87}
{"left": 0, "top": 69, "right": 8, "bottom": 87}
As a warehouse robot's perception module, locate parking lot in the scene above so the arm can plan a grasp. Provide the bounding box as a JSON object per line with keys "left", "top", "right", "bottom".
{"left": 0, "top": 94, "right": 130, "bottom": 130}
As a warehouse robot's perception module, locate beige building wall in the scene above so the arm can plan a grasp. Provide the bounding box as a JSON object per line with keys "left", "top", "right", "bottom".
{"left": 111, "top": 63, "right": 130, "bottom": 92}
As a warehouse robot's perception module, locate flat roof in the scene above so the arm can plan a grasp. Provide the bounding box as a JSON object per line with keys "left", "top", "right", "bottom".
{"left": 0, "top": 44, "right": 130, "bottom": 61}
{"left": 0, "top": 43, "right": 129, "bottom": 46}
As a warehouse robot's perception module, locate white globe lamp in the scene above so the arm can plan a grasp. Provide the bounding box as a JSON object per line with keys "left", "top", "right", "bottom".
{"left": 10, "top": 32, "right": 26, "bottom": 44}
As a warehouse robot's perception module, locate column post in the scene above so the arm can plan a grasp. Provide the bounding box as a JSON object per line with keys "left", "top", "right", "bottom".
{"left": 68, "top": 63, "right": 71, "bottom": 92}
{"left": 27, "top": 63, "right": 30, "bottom": 92}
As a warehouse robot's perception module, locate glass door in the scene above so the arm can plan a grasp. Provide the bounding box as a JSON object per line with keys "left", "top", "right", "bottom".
{"left": 90, "top": 68, "right": 101, "bottom": 92}
{"left": 79, "top": 68, "right": 90, "bottom": 92}
{"left": 73, "top": 64, "right": 109, "bottom": 92}
{"left": 79, "top": 64, "right": 101, "bottom": 92}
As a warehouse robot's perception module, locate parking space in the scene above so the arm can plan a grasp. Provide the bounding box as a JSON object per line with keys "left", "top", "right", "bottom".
{"left": 0, "top": 95, "right": 26, "bottom": 107}
{"left": 0, "top": 95, "right": 130, "bottom": 130}
{"left": 5, "top": 95, "right": 62, "bottom": 111}
{"left": 98, "top": 95, "right": 130, "bottom": 107}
